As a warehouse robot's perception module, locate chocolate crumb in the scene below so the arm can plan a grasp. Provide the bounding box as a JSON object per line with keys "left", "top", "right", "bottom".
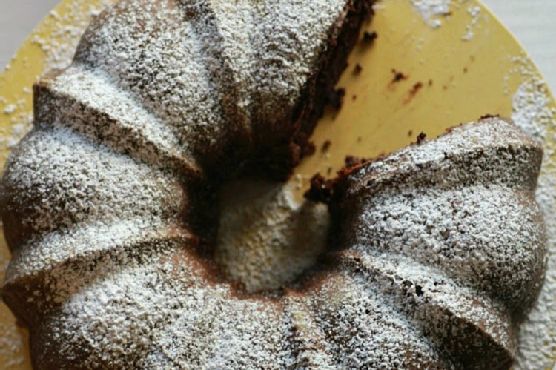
{"left": 405, "top": 82, "right": 424, "bottom": 103}
{"left": 352, "top": 95, "right": 357, "bottom": 101}
{"left": 353, "top": 64, "right": 363, "bottom": 75}
{"left": 390, "top": 69, "right": 408, "bottom": 84}
{"left": 408, "top": 130, "right": 413, "bottom": 137}
{"left": 327, "top": 88, "right": 346, "bottom": 110}
{"left": 428, "top": 79, "right": 433, "bottom": 87}
{"left": 480, "top": 114, "right": 500, "bottom": 120}
{"left": 411, "top": 82, "right": 423, "bottom": 94}
{"left": 305, "top": 173, "right": 334, "bottom": 203}
{"left": 321, "top": 140, "right": 332, "bottom": 153}
{"left": 362, "top": 31, "right": 378, "bottom": 45}
{"left": 416, "top": 132, "right": 427, "bottom": 145}
{"left": 345, "top": 155, "right": 366, "bottom": 168}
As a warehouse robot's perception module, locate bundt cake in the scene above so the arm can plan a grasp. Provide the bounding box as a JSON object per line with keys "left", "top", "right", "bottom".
{"left": 0, "top": 0, "right": 547, "bottom": 368}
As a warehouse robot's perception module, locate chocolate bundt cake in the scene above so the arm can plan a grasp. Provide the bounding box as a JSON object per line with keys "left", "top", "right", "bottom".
{"left": 0, "top": 0, "right": 547, "bottom": 368}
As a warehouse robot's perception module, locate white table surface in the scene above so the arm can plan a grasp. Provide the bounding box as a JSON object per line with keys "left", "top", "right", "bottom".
{"left": 1, "top": 0, "right": 555, "bottom": 91}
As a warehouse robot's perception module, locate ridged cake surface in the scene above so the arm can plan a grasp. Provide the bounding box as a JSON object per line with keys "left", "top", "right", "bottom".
{"left": 0, "top": 0, "right": 547, "bottom": 368}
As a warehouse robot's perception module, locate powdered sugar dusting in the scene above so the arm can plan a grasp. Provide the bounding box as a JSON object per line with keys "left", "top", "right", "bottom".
{"left": 0, "top": 1, "right": 116, "bottom": 367}
{"left": 338, "top": 118, "right": 546, "bottom": 368}
{"left": 32, "top": 0, "right": 115, "bottom": 71}
{"left": 410, "top": 0, "right": 452, "bottom": 28}
{"left": 3, "top": 105, "right": 16, "bottom": 115}
{"left": 0, "top": 0, "right": 553, "bottom": 368}
{"left": 462, "top": 5, "right": 481, "bottom": 41}
{"left": 0, "top": 103, "right": 32, "bottom": 157}
{"left": 512, "top": 79, "right": 554, "bottom": 141}
{"left": 511, "top": 72, "right": 556, "bottom": 370}
{"left": 216, "top": 180, "right": 329, "bottom": 293}
{"left": 0, "top": 1, "right": 117, "bottom": 164}
{"left": 0, "top": 321, "right": 24, "bottom": 368}
{"left": 2, "top": 0, "right": 376, "bottom": 368}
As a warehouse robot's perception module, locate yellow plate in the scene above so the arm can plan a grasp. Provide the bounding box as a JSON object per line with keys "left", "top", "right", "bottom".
{"left": 0, "top": 0, "right": 555, "bottom": 368}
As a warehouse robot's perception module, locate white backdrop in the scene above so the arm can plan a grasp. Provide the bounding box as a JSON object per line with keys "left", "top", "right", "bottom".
{"left": 0, "top": 0, "right": 555, "bottom": 91}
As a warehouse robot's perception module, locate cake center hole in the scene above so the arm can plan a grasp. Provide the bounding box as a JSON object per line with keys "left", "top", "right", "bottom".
{"left": 215, "top": 179, "right": 330, "bottom": 294}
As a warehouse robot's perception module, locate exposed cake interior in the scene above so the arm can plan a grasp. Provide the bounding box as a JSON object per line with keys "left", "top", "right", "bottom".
{"left": 247, "top": 0, "right": 374, "bottom": 180}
